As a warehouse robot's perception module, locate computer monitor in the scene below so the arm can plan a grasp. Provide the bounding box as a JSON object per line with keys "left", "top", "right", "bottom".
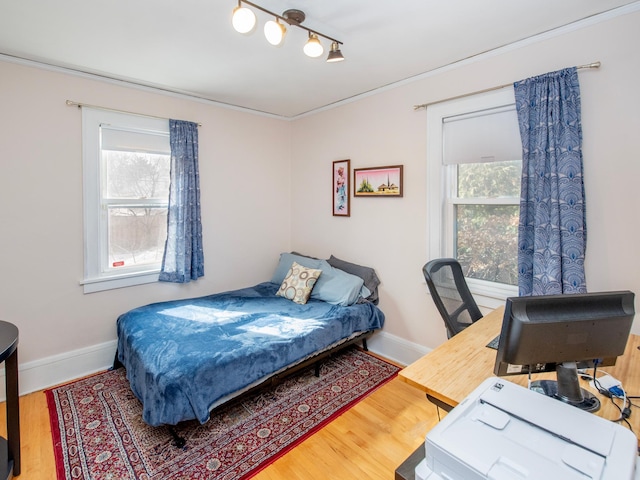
{"left": 494, "top": 291, "right": 635, "bottom": 412}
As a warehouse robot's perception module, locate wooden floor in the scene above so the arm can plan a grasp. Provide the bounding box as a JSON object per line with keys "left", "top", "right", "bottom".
{"left": 0, "top": 366, "right": 440, "bottom": 479}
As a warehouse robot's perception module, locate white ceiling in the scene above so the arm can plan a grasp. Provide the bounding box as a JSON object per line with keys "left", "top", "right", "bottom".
{"left": 1, "top": 0, "right": 637, "bottom": 118}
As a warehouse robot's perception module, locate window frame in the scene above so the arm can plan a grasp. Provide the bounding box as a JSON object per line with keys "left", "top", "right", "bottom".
{"left": 427, "top": 87, "right": 519, "bottom": 309}
{"left": 81, "top": 108, "right": 170, "bottom": 293}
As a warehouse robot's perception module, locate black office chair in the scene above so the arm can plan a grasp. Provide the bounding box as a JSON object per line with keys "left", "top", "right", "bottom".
{"left": 422, "top": 258, "right": 483, "bottom": 338}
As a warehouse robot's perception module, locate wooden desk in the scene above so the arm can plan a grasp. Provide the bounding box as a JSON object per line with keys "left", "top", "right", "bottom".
{"left": 399, "top": 307, "right": 640, "bottom": 432}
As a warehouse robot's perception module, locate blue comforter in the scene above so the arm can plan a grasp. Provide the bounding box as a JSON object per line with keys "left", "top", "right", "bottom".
{"left": 116, "top": 282, "right": 385, "bottom": 426}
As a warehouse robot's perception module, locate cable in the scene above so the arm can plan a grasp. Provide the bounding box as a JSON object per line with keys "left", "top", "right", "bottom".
{"left": 606, "top": 385, "right": 634, "bottom": 431}
{"left": 591, "top": 365, "right": 612, "bottom": 397}
{"left": 588, "top": 364, "right": 634, "bottom": 429}
{"left": 627, "top": 397, "right": 640, "bottom": 410}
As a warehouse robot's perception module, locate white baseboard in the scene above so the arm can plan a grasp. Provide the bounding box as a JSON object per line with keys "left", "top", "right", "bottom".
{"left": 367, "top": 331, "right": 431, "bottom": 367}
{"left": 0, "top": 340, "right": 117, "bottom": 401}
{"left": 0, "top": 332, "right": 429, "bottom": 401}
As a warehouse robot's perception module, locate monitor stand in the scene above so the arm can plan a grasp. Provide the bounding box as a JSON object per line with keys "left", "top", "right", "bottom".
{"left": 529, "top": 362, "right": 600, "bottom": 413}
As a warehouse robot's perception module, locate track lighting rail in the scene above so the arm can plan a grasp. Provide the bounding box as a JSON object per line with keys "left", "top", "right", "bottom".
{"left": 232, "top": 0, "right": 344, "bottom": 61}
{"left": 238, "top": 0, "right": 343, "bottom": 45}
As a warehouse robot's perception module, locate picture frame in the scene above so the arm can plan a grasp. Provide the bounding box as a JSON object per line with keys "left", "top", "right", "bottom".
{"left": 354, "top": 165, "right": 403, "bottom": 197}
{"left": 332, "top": 159, "right": 351, "bottom": 216}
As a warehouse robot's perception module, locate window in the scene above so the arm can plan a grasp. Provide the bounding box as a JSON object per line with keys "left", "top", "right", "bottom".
{"left": 82, "top": 108, "right": 170, "bottom": 293}
{"left": 427, "top": 88, "right": 521, "bottom": 308}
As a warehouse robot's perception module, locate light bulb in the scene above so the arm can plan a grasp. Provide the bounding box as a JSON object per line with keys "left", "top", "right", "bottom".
{"left": 303, "top": 33, "right": 323, "bottom": 58}
{"left": 232, "top": 6, "right": 256, "bottom": 34}
{"left": 264, "top": 19, "right": 286, "bottom": 46}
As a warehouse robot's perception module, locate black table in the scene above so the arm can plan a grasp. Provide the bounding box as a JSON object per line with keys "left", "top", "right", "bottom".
{"left": 0, "top": 321, "right": 19, "bottom": 478}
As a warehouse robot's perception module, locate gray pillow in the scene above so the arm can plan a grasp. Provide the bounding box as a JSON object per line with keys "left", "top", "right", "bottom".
{"left": 326, "top": 255, "right": 381, "bottom": 305}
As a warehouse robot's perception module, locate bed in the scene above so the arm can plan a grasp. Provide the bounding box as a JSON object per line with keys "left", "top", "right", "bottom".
{"left": 115, "top": 253, "right": 385, "bottom": 429}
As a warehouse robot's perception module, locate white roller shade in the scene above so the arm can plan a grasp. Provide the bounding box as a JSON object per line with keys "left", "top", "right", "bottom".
{"left": 443, "top": 105, "right": 522, "bottom": 165}
{"left": 100, "top": 125, "right": 170, "bottom": 155}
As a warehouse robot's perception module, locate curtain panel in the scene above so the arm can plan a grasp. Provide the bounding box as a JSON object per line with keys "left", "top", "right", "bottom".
{"left": 159, "top": 120, "right": 205, "bottom": 283}
{"left": 514, "top": 67, "right": 587, "bottom": 296}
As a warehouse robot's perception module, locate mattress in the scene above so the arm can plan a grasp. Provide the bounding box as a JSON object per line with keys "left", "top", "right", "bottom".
{"left": 116, "top": 281, "right": 385, "bottom": 426}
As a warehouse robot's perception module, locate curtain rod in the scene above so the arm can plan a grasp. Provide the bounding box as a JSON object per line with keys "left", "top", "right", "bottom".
{"left": 65, "top": 100, "right": 202, "bottom": 126}
{"left": 413, "top": 61, "right": 601, "bottom": 111}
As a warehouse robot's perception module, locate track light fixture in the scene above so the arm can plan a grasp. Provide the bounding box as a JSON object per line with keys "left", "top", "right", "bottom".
{"left": 303, "top": 32, "right": 323, "bottom": 58}
{"left": 264, "top": 18, "right": 286, "bottom": 46}
{"left": 326, "top": 41, "right": 344, "bottom": 63}
{"left": 231, "top": 0, "right": 344, "bottom": 62}
{"left": 231, "top": 3, "right": 256, "bottom": 34}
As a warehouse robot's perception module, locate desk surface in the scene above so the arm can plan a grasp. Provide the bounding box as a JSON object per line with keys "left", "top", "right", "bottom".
{"left": 399, "top": 307, "right": 640, "bottom": 433}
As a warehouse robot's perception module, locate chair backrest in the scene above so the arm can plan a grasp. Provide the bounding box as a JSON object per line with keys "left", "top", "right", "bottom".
{"left": 422, "top": 258, "right": 483, "bottom": 338}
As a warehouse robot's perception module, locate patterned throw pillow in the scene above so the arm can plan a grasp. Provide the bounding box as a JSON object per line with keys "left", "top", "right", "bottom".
{"left": 276, "top": 262, "right": 322, "bottom": 304}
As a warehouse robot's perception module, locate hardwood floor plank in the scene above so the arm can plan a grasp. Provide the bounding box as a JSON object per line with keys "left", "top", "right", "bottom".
{"left": 0, "top": 390, "right": 56, "bottom": 479}
{"left": 254, "top": 378, "right": 438, "bottom": 479}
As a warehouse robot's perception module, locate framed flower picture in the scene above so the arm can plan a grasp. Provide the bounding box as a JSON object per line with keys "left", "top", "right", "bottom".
{"left": 332, "top": 159, "right": 350, "bottom": 216}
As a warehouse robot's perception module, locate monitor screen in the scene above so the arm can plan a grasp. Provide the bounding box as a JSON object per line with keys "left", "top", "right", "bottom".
{"left": 494, "top": 290, "right": 635, "bottom": 411}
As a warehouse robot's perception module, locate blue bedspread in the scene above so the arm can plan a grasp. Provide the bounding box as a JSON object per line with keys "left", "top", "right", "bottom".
{"left": 116, "top": 282, "right": 385, "bottom": 426}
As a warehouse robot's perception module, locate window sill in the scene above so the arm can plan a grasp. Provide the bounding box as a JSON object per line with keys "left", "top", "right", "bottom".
{"left": 467, "top": 278, "right": 518, "bottom": 310}
{"left": 81, "top": 271, "right": 160, "bottom": 293}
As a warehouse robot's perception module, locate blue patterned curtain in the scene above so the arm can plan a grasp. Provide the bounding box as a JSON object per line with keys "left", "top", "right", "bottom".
{"left": 159, "top": 120, "right": 204, "bottom": 283}
{"left": 514, "top": 67, "right": 587, "bottom": 296}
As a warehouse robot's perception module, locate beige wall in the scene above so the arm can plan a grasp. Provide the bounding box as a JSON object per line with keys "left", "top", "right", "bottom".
{"left": 0, "top": 60, "right": 292, "bottom": 368}
{"left": 290, "top": 9, "right": 640, "bottom": 350}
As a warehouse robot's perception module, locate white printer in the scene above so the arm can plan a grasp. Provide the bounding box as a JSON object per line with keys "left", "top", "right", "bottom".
{"left": 415, "top": 377, "right": 639, "bottom": 480}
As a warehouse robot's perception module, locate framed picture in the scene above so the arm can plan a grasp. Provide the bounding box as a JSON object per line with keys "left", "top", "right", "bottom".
{"left": 354, "top": 165, "right": 403, "bottom": 197}
{"left": 332, "top": 159, "right": 351, "bottom": 216}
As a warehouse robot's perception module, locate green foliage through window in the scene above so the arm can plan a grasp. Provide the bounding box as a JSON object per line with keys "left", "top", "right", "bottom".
{"left": 454, "top": 160, "right": 521, "bottom": 286}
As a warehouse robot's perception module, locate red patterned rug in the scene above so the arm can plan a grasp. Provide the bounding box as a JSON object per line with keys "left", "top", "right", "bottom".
{"left": 46, "top": 347, "right": 399, "bottom": 479}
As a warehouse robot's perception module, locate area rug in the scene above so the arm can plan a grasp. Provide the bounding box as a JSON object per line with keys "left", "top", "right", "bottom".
{"left": 46, "top": 347, "right": 399, "bottom": 479}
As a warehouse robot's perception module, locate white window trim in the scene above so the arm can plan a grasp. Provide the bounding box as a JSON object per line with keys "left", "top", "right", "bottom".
{"left": 81, "top": 271, "right": 160, "bottom": 294}
{"left": 426, "top": 87, "right": 519, "bottom": 309}
{"left": 81, "top": 108, "right": 169, "bottom": 293}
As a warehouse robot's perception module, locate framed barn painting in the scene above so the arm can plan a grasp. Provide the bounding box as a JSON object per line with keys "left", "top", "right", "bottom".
{"left": 332, "top": 159, "right": 350, "bottom": 216}
{"left": 354, "top": 165, "right": 403, "bottom": 197}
